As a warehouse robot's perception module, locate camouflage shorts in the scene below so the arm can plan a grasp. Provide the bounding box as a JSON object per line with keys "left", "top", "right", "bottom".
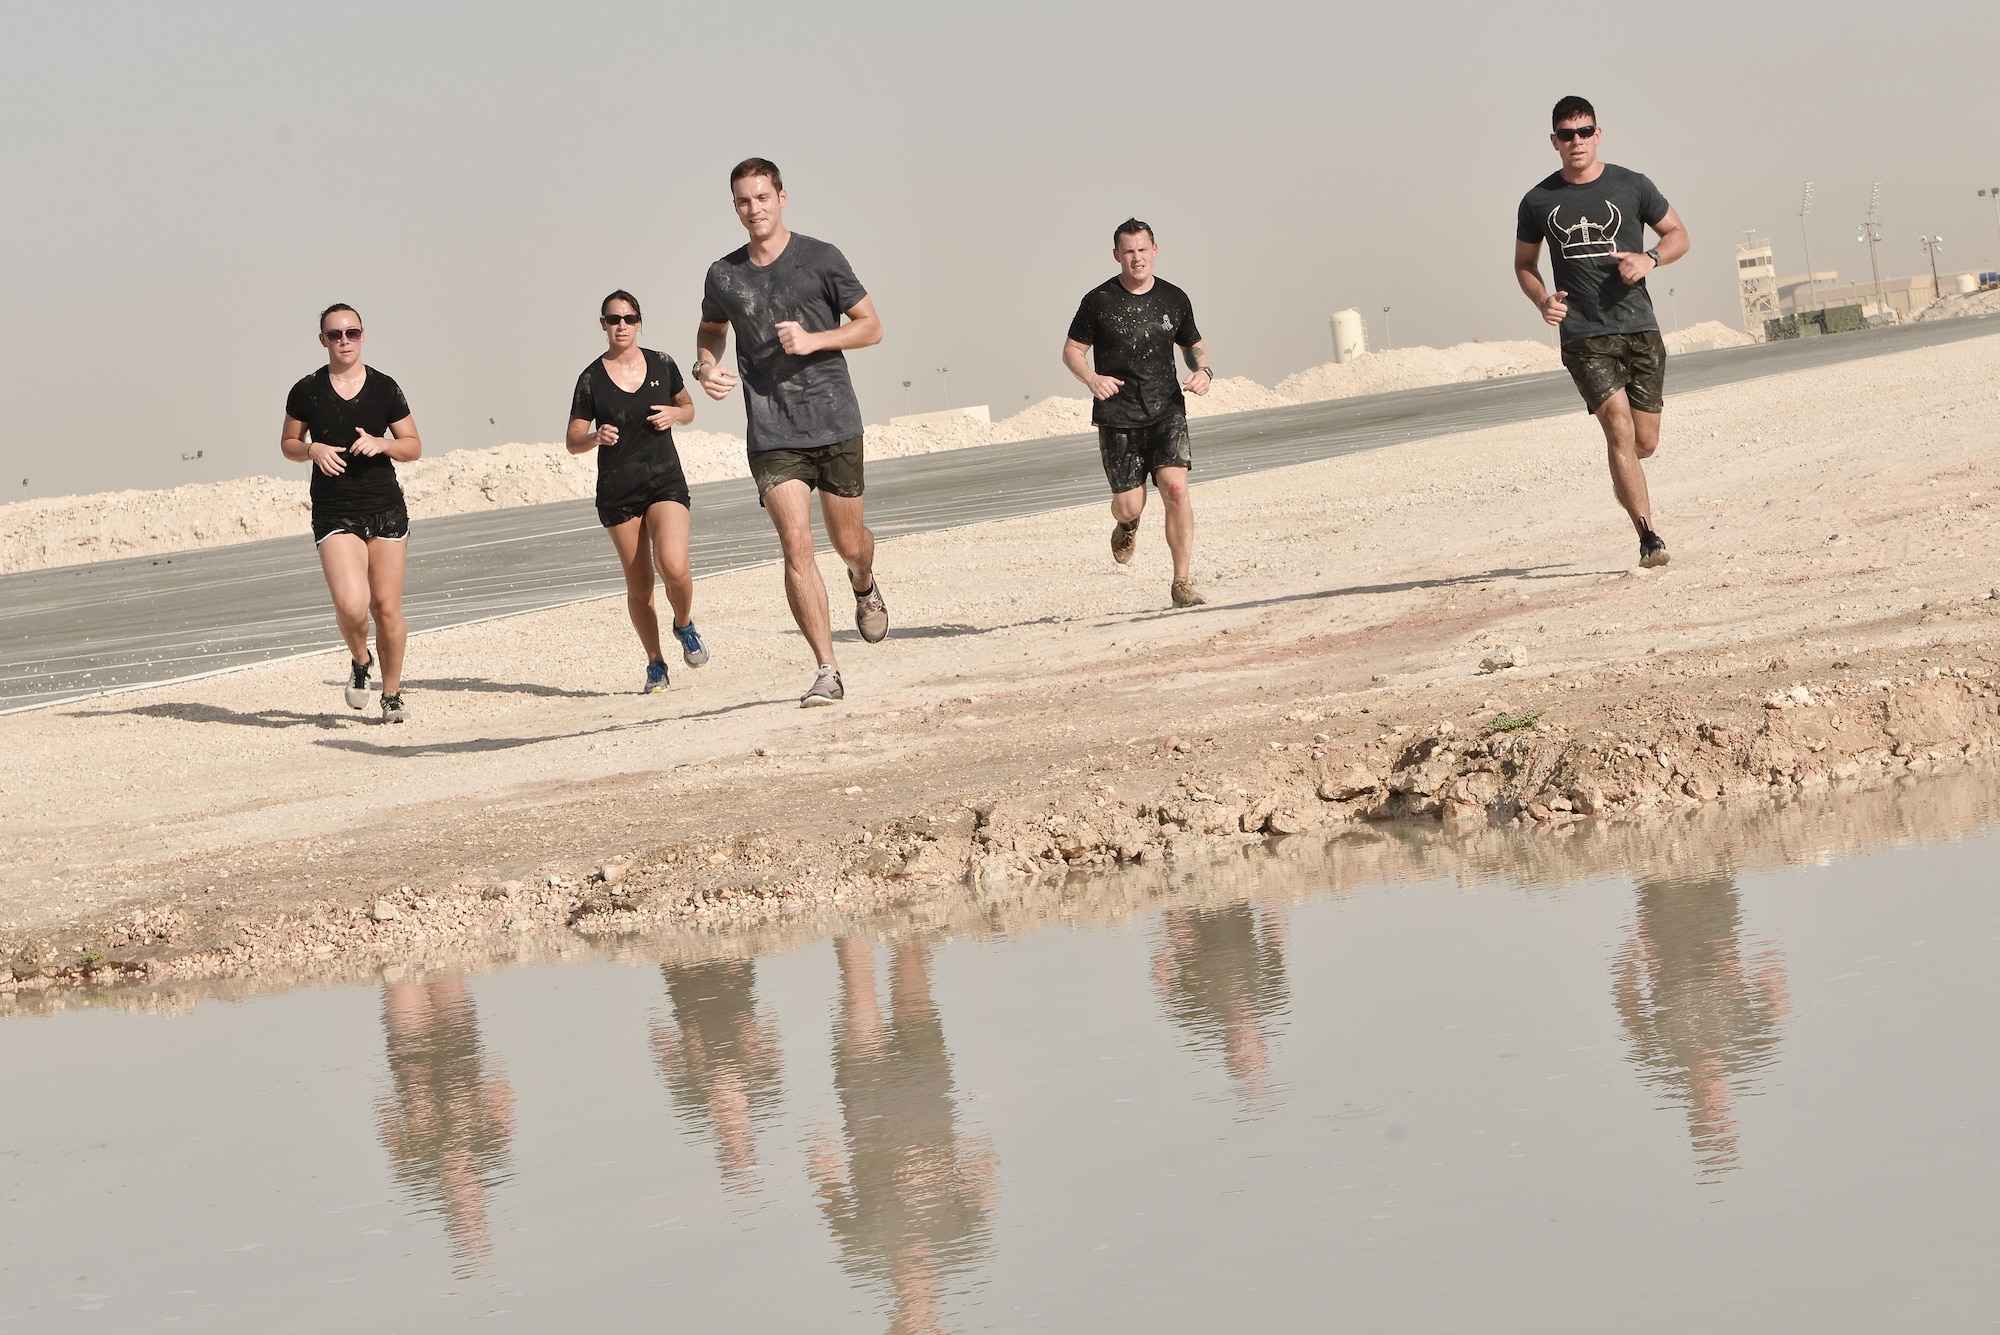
{"left": 1097, "top": 414, "right": 1193, "bottom": 494}
{"left": 1561, "top": 330, "right": 1667, "bottom": 415}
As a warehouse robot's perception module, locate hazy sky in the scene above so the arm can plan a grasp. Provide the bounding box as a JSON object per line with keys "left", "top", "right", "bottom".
{"left": 3, "top": 1, "right": 1995, "bottom": 501}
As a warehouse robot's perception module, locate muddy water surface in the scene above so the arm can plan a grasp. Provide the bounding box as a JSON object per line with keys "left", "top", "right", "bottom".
{"left": 5, "top": 785, "right": 1999, "bottom": 1332}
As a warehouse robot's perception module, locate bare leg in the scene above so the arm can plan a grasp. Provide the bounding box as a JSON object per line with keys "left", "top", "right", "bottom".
{"left": 317, "top": 534, "right": 374, "bottom": 668}
{"left": 1593, "top": 390, "right": 1656, "bottom": 537}
{"left": 1109, "top": 485, "right": 1147, "bottom": 527}
{"left": 606, "top": 517, "right": 663, "bottom": 661}
{"left": 646, "top": 501, "right": 695, "bottom": 629}
{"left": 365, "top": 536, "right": 409, "bottom": 694}
{"left": 764, "top": 480, "right": 837, "bottom": 669}
{"left": 818, "top": 490, "right": 876, "bottom": 594}
{"left": 1154, "top": 465, "right": 1194, "bottom": 584}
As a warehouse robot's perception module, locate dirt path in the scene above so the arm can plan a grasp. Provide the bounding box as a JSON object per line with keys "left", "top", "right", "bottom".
{"left": 5, "top": 333, "right": 1999, "bottom": 997}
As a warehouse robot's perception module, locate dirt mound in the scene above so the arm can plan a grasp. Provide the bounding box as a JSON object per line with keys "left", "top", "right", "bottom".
{"left": 1912, "top": 288, "right": 2000, "bottom": 323}
{"left": 1664, "top": 320, "right": 1757, "bottom": 353}
{"left": 1276, "top": 341, "right": 1561, "bottom": 401}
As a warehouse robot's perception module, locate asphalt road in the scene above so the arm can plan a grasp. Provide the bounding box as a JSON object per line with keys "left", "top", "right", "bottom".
{"left": 4, "top": 314, "right": 1994, "bottom": 712}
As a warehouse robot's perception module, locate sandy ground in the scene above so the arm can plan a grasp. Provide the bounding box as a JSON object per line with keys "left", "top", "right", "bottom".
{"left": 6, "top": 331, "right": 2000, "bottom": 998}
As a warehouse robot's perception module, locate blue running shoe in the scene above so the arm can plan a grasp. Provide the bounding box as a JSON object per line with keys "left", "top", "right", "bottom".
{"left": 672, "top": 621, "right": 710, "bottom": 667}
{"left": 644, "top": 660, "right": 670, "bottom": 694}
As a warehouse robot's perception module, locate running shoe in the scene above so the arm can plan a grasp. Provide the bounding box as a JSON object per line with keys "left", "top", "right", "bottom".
{"left": 1171, "top": 579, "right": 1207, "bottom": 608}
{"left": 644, "top": 660, "right": 670, "bottom": 694}
{"left": 800, "top": 665, "right": 844, "bottom": 708}
{"left": 344, "top": 653, "right": 376, "bottom": 709}
{"left": 1639, "top": 530, "right": 1671, "bottom": 569}
{"left": 380, "top": 692, "right": 407, "bottom": 724}
{"left": 1111, "top": 517, "right": 1139, "bottom": 564}
{"left": 673, "top": 621, "right": 710, "bottom": 667}
{"left": 854, "top": 581, "right": 889, "bottom": 644}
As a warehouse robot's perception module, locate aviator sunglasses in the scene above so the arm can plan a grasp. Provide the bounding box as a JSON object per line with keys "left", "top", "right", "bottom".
{"left": 1554, "top": 124, "right": 1600, "bottom": 143}
{"left": 601, "top": 312, "right": 641, "bottom": 326}
{"left": 322, "top": 326, "right": 363, "bottom": 342}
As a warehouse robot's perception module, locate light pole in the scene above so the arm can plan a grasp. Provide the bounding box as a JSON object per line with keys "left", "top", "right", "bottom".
{"left": 936, "top": 367, "right": 950, "bottom": 410}
{"left": 1667, "top": 287, "right": 1678, "bottom": 331}
{"left": 901, "top": 380, "right": 912, "bottom": 414}
{"left": 1980, "top": 187, "right": 2000, "bottom": 254}
{"left": 1858, "top": 183, "right": 1887, "bottom": 319}
{"left": 1381, "top": 306, "right": 1392, "bottom": 351}
{"left": 1919, "top": 235, "right": 1944, "bottom": 302}
{"left": 1798, "top": 182, "right": 1819, "bottom": 312}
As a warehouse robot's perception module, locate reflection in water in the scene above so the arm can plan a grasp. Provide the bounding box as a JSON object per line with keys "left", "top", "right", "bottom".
{"left": 810, "top": 938, "right": 998, "bottom": 1335}
{"left": 1611, "top": 876, "right": 1791, "bottom": 1180}
{"left": 374, "top": 978, "right": 516, "bottom": 1276}
{"left": 1151, "top": 901, "right": 1291, "bottom": 1107}
{"left": 650, "top": 960, "right": 786, "bottom": 1191}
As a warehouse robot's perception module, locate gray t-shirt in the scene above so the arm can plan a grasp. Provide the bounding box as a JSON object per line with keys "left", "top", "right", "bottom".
{"left": 701, "top": 233, "right": 868, "bottom": 453}
{"left": 1516, "top": 163, "right": 1670, "bottom": 343}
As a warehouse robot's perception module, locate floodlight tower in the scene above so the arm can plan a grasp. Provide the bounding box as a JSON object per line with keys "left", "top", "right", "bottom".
{"left": 1981, "top": 186, "right": 2000, "bottom": 250}
{"left": 1857, "top": 183, "right": 1887, "bottom": 318}
{"left": 1798, "top": 182, "right": 1819, "bottom": 311}
{"left": 1919, "top": 235, "right": 1944, "bottom": 301}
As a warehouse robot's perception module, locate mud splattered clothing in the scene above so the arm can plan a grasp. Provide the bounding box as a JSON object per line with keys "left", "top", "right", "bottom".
{"left": 701, "top": 234, "right": 868, "bottom": 453}
{"left": 570, "top": 348, "right": 692, "bottom": 526}
{"left": 1516, "top": 164, "right": 1671, "bottom": 343}
{"left": 286, "top": 366, "right": 412, "bottom": 523}
{"left": 1097, "top": 414, "right": 1192, "bottom": 493}
{"left": 1067, "top": 277, "right": 1202, "bottom": 429}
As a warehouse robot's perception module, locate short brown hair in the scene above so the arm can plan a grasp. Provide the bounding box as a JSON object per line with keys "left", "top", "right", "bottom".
{"left": 1551, "top": 95, "right": 1596, "bottom": 129}
{"left": 730, "top": 157, "right": 783, "bottom": 193}
{"left": 1113, "top": 218, "right": 1155, "bottom": 246}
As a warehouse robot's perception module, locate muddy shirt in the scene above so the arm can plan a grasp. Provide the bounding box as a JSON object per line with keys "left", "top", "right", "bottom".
{"left": 285, "top": 366, "right": 411, "bottom": 517}
{"left": 1067, "top": 277, "right": 1201, "bottom": 428}
{"left": 701, "top": 234, "right": 868, "bottom": 453}
{"left": 1516, "top": 163, "right": 1670, "bottom": 343}
{"left": 569, "top": 348, "right": 687, "bottom": 507}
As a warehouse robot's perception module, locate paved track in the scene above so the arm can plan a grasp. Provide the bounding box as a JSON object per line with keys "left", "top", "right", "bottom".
{"left": 4, "top": 315, "right": 1994, "bottom": 712}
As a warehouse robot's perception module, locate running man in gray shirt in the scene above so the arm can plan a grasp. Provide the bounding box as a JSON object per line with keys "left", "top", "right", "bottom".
{"left": 1514, "top": 95, "right": 1689, "bottom": 569}
{"left": 693, "top": 158, "right": 889, "bottom": 707}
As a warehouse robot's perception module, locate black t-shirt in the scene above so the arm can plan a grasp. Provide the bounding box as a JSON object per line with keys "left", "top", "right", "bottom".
{"left": 1066, "top": 277, "right": 1202, "bottom": 428}
{"left": 1516, "top": 163, "right": 1671, "bottom": 343}
{"left": 285, "top": 366, "right": 412, "bottom": 516}
{"left": 700, "top": 233, "right": 868, "bottom": 453}
{"left": 569, "top": 348, "right": 687, "bottom": 502}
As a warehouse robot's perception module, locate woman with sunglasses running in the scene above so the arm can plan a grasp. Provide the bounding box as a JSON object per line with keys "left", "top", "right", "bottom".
{"left": 281, "top": 303, "right": 423, "bottom": 723}
{"left": 567, "top": 290, "right": 708, "bottom": 693}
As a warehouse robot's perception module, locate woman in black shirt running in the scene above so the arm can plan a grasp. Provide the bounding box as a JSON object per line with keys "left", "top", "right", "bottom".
{"left": 567, "top": 290, "right": 707, "bottom": 693}
{"left": 280, "top": 303, "right": 423, "bottom": 723}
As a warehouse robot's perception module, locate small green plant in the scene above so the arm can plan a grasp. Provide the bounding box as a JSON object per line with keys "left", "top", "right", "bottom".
{"left": 78, "top": 949, "right": 104, "bottom": 966}
{"left": 1489, "top": 708, "right": 1545, "bottom": 733}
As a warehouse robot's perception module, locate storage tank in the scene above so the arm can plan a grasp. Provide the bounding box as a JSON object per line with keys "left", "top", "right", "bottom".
{"left": 1954, "top": 272, "right": 1979, "bottom": 295}
{"left": 1330, "top": 309, "right": 1367, "bottom": 364}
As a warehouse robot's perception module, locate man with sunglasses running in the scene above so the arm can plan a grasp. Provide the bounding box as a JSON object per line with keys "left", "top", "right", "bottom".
{"left": 1514, "top": 95, "right": 1689, "bottom": 568}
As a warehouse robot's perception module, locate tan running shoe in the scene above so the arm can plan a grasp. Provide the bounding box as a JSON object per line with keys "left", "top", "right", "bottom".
{"left": 1111, "top": 518, "right": 1139, "bottom": 564}
{"left": 800, "top": 665, "right": 844, "bottom": 708}
{"left": 853, "top": 580, "right": 889, "bottom": 643}
{"left": 1171, "top": 579, "right": 1206, "bottom": 608}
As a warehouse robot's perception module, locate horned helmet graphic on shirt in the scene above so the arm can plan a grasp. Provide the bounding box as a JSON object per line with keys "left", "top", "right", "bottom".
{"left": 1548, "top": 202, "right": 1622, "bottom": 259}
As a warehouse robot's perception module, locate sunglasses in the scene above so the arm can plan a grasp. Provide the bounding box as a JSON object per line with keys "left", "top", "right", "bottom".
{"left": 322, "top": 327, "right": 363, "bottom": 342}
{"left": 601, "top": 313, "right": 641, "bottom": 326}
{"left": 1554, "top": 125, "right": 1600, "bottom": 143}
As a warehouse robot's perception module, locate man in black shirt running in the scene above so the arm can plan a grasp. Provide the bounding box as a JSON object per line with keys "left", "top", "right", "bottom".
{"left": 1514, "top": 95, "right": 1689, "bottom": 568}
{"left": 1064, "top": 218, "right": 1212, "bottom": 608}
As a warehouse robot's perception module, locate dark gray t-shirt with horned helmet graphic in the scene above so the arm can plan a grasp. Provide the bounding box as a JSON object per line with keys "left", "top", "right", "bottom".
{"left": 1516, "top": 163, "right": 1671, "bottom": 344}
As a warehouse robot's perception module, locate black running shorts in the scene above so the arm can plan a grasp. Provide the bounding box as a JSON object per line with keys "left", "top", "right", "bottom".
{"left": 313, "top": 503, "right": 411, "bottom": 545}
{"left": 1097, "top": 413, "right": 1193, "bottom": 494}
{"left": 748, "top": 436, "right": 865, "bottom": 506}
{"left": 1561, "top": 330, "right": 1667, "bottom": 415}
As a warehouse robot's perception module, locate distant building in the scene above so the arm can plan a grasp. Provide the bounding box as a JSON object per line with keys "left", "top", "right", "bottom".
{"left": 1735, "top": 237, "right": 1779, "bottom": 341}
{"left": 1780, "top": 271, "right": 1978, "bottom": 320}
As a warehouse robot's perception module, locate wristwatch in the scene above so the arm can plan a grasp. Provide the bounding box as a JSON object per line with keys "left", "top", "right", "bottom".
{"left": 1645, "top": 247, "right": 1662, "bottom": 266}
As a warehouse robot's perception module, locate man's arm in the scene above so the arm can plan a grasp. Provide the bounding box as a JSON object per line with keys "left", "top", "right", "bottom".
{"left": 774, "top": 296, "right": 882, "bottom": 357}
{"left": 1615, "top": 205, "right": 1690, "bottom": 286}
{"left": 1181, "top": 339, "right": 1212, "bottom": 395}
{"left": 692, "top": 320, "right": 736, "bottom": 401}
{"left": 1515, "top": 238, "right": 1567, "bottom": 327}
{"left": 1063, "top": 338, "right": 1123, "bottom": 401}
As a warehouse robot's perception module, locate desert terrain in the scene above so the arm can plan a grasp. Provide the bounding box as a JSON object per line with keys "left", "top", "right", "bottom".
{"left": 4, "top": 328, "right": 1998, "bottom": 1002}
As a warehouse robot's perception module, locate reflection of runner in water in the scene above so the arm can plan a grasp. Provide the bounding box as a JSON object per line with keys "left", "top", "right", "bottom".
{"left": 374, "top": 977, "right": 516, "bottom": 1276}
{"left": 1151, "top": 901, "right": 1290, "bottom": 1105}
{"left": 649, "top": 959, "right": 785, "bottom": 1190}
{"left": 566, "top": 290, "right": 708, "bottom": 694}
{"left": 1611, "top": 875, "right": 1790, "bottom": 1179}
{"left": 810, "top": 938, "right": 997, "bottom": 1335}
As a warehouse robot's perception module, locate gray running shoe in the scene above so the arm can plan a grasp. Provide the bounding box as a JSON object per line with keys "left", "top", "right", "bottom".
{"left": 380, "top": 692, "right": 408, "bottom": 724}
{"left": 1171, "top": 579, "right": 1206, "bottom": 608}
{"left": 1111, "top": 518, "right": 1139, "bottom": 564}
{"left": 854, "top": 581, "right": 889, "bottom": 644}
{"left": 1639, "top": 530, "right": 1670, "bottom": 569}
{"left": 672, "top": 621, "right": 709, "bottom": 667}
{"left": 800, "top": 665, "right": 844, "bottom": 708}
{"left": 345, "top": 653, "right": 376, "bottom": 709}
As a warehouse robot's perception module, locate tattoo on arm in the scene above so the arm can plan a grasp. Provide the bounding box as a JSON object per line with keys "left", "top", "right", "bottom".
{"left": 1184, "top": 343, "right": 1208, "bottom": 372}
